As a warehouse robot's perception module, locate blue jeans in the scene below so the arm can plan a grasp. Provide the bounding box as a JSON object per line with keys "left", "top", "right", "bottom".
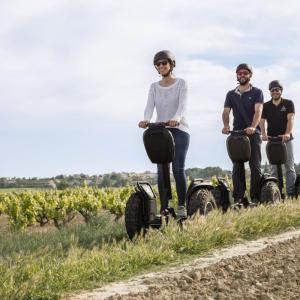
{"left": 157, "top": 128, "right": 190, "bottom": 207}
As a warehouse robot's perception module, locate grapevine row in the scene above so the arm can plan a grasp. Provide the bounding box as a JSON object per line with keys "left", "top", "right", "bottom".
{"left": 0, "top": 185, "right": 135, "bottom": 230}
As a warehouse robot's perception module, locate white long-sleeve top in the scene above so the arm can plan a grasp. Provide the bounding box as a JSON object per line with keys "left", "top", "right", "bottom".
{"left": 143, "top": 78, "right": 189, "bottom": 132}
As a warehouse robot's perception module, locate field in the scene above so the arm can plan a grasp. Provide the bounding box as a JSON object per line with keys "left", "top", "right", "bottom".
{"left": 1, "top": 186, "right": 300, "bottom": 299}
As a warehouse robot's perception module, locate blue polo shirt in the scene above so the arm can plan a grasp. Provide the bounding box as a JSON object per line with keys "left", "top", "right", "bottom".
{"left": 224, "top": 85, "right": 264, "bottom": 132}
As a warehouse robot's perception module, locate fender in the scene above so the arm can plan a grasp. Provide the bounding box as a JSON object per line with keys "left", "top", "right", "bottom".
{"left": 215, "top": 177, "right": 231, "bottom": 212}
{"left": 131, "top": 190, "right": 148, "bottom": 224}
{"left": 261, "top": 175, "right": 278, "bottom": 185}
{"left": 136, "top": 182, "right": 157, "bottom": 224}
{"left": 217, "top": 177, "right": 230, "bottom": 190}
{"left": 186, "top": 181, "right": 214, "bottom": 205}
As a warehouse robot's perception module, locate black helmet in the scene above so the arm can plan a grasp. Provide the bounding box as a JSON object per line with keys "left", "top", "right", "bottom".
{"left": 269, "top": 80, "right": 283, "bottom": 90}
{"left": 153, "top": 50, "right": 176, "bottom": 67}
{"left": 236, "top": 63, "right": 252, "bottom": 74}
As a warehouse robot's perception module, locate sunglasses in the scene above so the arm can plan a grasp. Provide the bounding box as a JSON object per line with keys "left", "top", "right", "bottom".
{"left": 270, "top": 88, "right": 281, "bottom": 93}
{"left": 237, "top": 71, "right": 250, "bottom": 76}
{"left": 155, "top": 60, "right": 168, "bottom": 67}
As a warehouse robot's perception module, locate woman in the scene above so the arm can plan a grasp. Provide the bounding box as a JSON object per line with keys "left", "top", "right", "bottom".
{"left": 138, "top": 50, "right": 189, "bottom": 218}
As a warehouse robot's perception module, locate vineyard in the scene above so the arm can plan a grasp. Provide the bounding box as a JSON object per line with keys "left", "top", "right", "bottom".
{"left": 0, "top": 184, "right": 182, "bottom": 231}
{"left": 0, "top": 184, "right": 139, "bottom": 230}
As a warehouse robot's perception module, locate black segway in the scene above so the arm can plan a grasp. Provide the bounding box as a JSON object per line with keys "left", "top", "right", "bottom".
{"left": 266, "top": 137, "right": 300, "bottom": 200}
{"left": 266, "top": 137, "right": 287, "bottom": 200}
{"left": 125, "top": 122, "right": 230, "bottom": 239}
{"left": 125, "top": 122, "right": 181, "bottom": 240}
{"left": 226, "top": 130, "right": 281, "bottom": 207}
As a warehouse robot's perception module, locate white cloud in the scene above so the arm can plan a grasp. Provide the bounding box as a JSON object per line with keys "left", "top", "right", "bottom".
{"left": 0, "top": 0, "right": 300, "bottom": 175}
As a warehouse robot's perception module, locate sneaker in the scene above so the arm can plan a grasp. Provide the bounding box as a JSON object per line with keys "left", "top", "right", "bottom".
{"left": 176, "top": 206, "right": 187, "bottom": 218}
{"left": 232, "top": 199, "right": 243, "bottom": 210}
{"left": 249, "top": 198, "right": 258, "bottom": 207}
{"left": 248, "top": 201, "right": 257, "bottom": 208}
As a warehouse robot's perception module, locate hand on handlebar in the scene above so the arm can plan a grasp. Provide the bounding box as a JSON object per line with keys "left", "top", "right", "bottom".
{"left": 244, "top": 127, "right": 256, "bottom": 135}
{"left": 138, "top": 120, "right": 149, "bottom": 128}
{"left": 222, "top": 126, "right": 230, "bottom": 135}
{"left": 261, "top": 133, "right": 268, "bottom": 141}
{"left": 138, "top": 120, "right": 179, "bottom": 129}
{"left": 167, "top": 119, "right": 179, "bottom": 127}
{"left": 279, "top": 133, "right": 291, "bottom": 142}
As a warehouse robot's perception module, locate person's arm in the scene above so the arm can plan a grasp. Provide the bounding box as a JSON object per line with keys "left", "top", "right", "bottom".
{"left": 245, "top": 89, "right": 264, "bottom": 135}
{"left": 279, "top": 113, "right": 295, "bottom": 141}
{"left": 259, "top": 118, "right": 268, "bottom": 141}
{"left": 222, "top": 107, "right": 231, "bottom": 134}
{"left": 245, "top": 103, "right": 263, "bottom": 135}
{"left": 252, "top": 103, "right": 263, "bottom": 128}
{"left": 279, "top": 101, "right": 295, "bottom": 142}
{"left": 222, "top": 92, "right": 232, "bottom": 134}
{"left": 286, "top": 113, "right": 295, "bottom": 135}
{"left": 139, "top": 84, "right": 155, "bottom": 128}
{"left": 170, "top": 80, "right": 187, "bottom": 127}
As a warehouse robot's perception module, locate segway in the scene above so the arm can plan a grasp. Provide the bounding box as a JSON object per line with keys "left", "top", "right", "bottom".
{"left": 226, "top": 130, "right": 281, "bottom": 207}
{"left": 266, "top": 137, "right": 287, "bottom": 200}
{"left": 125, "top": 122, "right": 181, "bottom": 240}
{"left": 266, "top": 137, "right": 300, "bottom": 200}
{"left": 125, "top": 122, "right": 229, "bottom": 239}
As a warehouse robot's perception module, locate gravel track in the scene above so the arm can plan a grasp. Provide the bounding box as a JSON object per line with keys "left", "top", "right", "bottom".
{"left": 69, "top": 229, "right": 300, "bottom": 300}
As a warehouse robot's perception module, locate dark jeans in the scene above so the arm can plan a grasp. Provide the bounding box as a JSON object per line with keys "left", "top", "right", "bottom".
{"left": 157, "top": 128, "right": 190, "bottom": 207}
{"left": 232, "top": 133, "right": 262, "bottom": 200}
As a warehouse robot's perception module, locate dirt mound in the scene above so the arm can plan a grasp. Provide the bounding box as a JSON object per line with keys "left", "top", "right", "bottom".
{"left": 70, "top": 229, "right": 300, "bottom": 300}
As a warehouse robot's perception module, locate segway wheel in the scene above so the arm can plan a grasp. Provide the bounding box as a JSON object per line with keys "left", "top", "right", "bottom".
{"left": 125, "top": 193, "right": 146, "bottom": 240}
{"left": 260, "top": 181, "right": 281, "bottom": 204}
{"left": 187, "top": 189, "right": 217, "bottom": 217}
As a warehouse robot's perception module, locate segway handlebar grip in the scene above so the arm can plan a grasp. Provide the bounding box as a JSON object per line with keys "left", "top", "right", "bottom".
{"left": 147, "top": 121, "right": 180, "bottom": 128}
{"left": 228, "top": 130, "right": 246, "bottom": 135}
{"left": 268, "top": 136, "right": 283, "bottom": 142}
{"left": 147, "top": 122, "right": 169, "bottom": 128}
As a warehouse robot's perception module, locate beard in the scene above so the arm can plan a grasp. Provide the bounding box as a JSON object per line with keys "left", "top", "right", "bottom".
{"left": 237, "top": 76, "right": 250, "bottom": 86}
{"left": 272, "top": 94, "right": 282, "bottom": 101}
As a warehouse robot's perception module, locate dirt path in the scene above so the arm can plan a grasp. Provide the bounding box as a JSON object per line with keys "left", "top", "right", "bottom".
{"left": 69, "top": 229, "right": 300, "bottom": 300}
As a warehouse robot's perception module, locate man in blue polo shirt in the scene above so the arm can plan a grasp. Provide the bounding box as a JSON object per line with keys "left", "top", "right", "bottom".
{"left": 222, "top": 63, "right": 264, "bottom": 205}
{"left": 260, "top": 80, "right": 296, "bottom": 198}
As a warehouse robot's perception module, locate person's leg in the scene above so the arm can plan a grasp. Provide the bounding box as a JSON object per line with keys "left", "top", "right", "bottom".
{"left": 169, "top": 128, "right": 190, "bottom": 207}
{"left": 249, "top": 133, "right": 262, "bottom": 201}
{"left": 232, "top": 162, "right": 246, "bottom": 201}
{"left": 270, "top": 164, "right": 277, "bottom": 178}
{"left": 285, "top": 140, "right": 296, "bottom": 196}
{"left": 157, "top": 164, "right": 164, "bottom": 207}
{"left": 157, "top": 163, "right": 172, "bottom": 210}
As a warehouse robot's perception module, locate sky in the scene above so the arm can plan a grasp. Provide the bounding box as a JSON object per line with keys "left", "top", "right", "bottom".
{"left": 1, "top": 0, "right": 300, "bottom": 177}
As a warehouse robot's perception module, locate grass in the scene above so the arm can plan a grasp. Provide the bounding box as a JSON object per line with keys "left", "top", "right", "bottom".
{"left": 1, "top": 200, "right": 300, "bottom": 299}
{"left": 0, "top": 212, "right": 126, "bottom": 257}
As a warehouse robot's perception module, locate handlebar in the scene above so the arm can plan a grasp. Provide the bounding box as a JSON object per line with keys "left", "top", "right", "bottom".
{"left": 139, "top": 121, "right": 180, "bottom": 129}
{"left": 147, "top": 122, "right": 170, "bottom": 128}
{"left": 228, "top": 130, "right": 247, "bottom": 135}
{"left": 268, "top": 136, "right": 285, "bottom": 142}
{"left": 229, "top": 130, "right": 245, "bottom": 134}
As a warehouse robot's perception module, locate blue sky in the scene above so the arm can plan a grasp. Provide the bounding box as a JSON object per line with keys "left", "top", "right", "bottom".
{"left": 1, "top": 0, "right": 300, "bottom": 177}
